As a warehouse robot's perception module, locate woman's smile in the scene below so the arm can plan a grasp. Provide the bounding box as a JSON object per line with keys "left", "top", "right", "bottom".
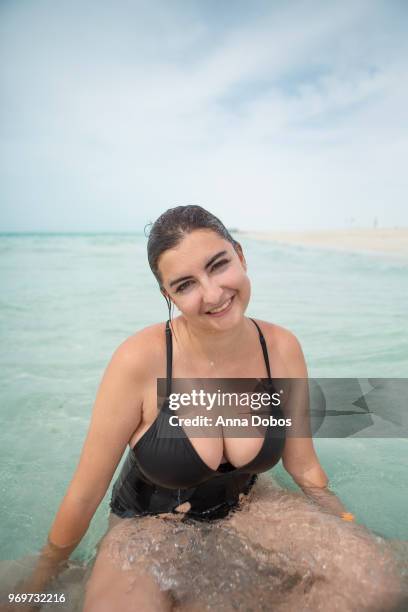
{"left": 205, "top": 294, "right": 235, "bottom": 317}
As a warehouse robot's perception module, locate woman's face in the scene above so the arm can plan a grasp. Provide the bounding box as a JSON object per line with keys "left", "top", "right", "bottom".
{"left": 158, "top": 229, "right": 251, "bottom": 330}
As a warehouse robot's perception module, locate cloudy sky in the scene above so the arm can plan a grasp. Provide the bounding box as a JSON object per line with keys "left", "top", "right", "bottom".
{"left": 1, "top": 0, "right": 407, "bottom": 231}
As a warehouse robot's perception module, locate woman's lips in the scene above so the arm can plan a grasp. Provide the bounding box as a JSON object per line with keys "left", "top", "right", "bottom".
{"left": 205, "top": 295, "right": 235, "bottom": 317}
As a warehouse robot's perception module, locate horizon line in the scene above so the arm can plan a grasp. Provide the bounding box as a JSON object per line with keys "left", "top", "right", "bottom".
{"left": 0, "top": 226, "right": 407, "bottom": 235}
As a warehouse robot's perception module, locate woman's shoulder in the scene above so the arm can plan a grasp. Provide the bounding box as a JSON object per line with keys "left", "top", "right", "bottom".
{"left": 252, "top": 319, "right": 304, "bottom": 360}
{"left": 254, "top": 319, "right": 307, "bottom": 376}
{"left": 109, "top": 322, "right": 167, "bottom": 375}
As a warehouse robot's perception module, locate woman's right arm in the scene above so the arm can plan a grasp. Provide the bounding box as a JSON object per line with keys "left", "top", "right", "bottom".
{"left": 19, "top": 335, "right": 146, "bottom": 593}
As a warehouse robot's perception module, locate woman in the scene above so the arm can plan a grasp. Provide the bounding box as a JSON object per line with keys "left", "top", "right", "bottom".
{"left": 11, "top": 206, "right": 402, "bottom": 611}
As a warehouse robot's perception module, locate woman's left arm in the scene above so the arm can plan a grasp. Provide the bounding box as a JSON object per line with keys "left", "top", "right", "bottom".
{"left": 278, "top": 328, "right": 355, "bottom": 521}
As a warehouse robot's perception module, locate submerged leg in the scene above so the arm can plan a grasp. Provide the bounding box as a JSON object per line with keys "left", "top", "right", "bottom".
{"left": 224, "top": 475, "right": 404, "bottom": 611}
{"left": 83, "top": 515, "right": 176, "bottom": 612}
{"left": 85, "top": 511, "right": 303, "bottom": 611}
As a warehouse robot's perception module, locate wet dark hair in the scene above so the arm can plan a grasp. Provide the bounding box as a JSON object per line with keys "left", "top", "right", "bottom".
{"left": 145, "top": 205, "right": 240, "bottom": 319}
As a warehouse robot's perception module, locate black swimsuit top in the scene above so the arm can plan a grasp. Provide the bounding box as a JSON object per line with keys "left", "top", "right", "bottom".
{"left": 131, "top": 319, "right": 286, "bottom": 490}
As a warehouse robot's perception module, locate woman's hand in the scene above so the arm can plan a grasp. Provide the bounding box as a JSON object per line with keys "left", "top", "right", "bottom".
{"left": 283, "top": 452, "right": 356, "bottom": 521}
{"left": 0, "top": 555, "right": 65, "bottom": 612}
{"left": 1, "top": 560, "right": 68, "bottom": 612}
{"left": 299, "top": 484, "right": 353, "bottom": 519}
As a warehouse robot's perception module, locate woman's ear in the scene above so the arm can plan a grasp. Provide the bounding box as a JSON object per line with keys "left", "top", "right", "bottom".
{"left": 234, "top": 242, "right": 247, "bottom": 271}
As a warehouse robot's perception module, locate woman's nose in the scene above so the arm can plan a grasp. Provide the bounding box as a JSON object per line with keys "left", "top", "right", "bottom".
{"left": 200, "top": 280, "right": 223, "bottom": 307}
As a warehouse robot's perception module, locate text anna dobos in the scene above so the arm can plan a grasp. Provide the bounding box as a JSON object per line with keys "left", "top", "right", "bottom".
{"left": 168, "top": 390, "right": 292, "bottom": 428}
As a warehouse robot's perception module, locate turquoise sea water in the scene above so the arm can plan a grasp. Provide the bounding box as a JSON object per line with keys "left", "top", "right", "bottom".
{"left": 0, "top": 233, "right": 407, "bottom": 563}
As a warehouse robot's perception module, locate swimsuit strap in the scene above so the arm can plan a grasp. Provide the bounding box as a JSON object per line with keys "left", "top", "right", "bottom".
{"left": 250, "top": 319, "right": 272, "bottom": 380}
{"left": 165, "top": 320, "right": 173, "bottom": 397}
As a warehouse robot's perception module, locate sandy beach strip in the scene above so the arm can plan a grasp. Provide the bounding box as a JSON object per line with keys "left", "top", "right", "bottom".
{"left": 238, "top": 228, "right": 408, "bottom": 257}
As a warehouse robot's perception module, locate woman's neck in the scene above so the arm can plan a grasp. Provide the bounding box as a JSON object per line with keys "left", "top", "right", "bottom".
{"left": 175, "top": 315, "right": 254, "bottom": 365}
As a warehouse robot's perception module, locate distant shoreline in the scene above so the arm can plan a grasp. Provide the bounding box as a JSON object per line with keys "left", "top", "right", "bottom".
{"left": 237, "top": 228, "right": 408, "bottom": 257}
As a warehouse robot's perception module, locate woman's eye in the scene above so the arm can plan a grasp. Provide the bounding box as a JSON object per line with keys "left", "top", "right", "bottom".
{"left": 211, "top": 259, "right": 229, "bottom": 271}
{"left": 175, "top": 260, "right": 230, "bottom": 293}
{"left": 176, "top": 280, "right": 193, "bottom": 293}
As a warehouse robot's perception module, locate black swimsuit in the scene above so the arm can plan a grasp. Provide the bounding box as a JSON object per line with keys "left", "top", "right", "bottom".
{"left": 110, "top": 319, "right": 286, "bottom": 521}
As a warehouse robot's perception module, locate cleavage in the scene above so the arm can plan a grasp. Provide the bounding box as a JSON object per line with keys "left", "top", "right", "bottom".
{"left": 186, "top": 434, "right": 265, "bottom": 471}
